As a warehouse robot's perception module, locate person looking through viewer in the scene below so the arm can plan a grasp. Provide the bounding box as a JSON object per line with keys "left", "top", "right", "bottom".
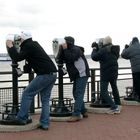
{"left": 61, "top": 36, "right": 90, "bottom": 122}
{"left": 91, "top": 36, "right": 121, "bottom": 114}
{"left": 121, "top": 37, "right": 140, "bottom": 102}
{"left": 6, "top": 31, "right": 57, "bottom": 130}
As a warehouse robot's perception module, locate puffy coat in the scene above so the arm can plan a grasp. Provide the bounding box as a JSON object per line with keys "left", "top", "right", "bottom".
{"left": 91, "top": 44, "right": 120, "bottom": 81}
{"left": 121, "top": 41, "right": 140, "bottom": 73}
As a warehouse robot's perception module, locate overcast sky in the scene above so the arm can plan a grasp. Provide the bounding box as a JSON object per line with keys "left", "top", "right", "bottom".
{"left": 0, "top": 0, "right": 140, "bottom": 54}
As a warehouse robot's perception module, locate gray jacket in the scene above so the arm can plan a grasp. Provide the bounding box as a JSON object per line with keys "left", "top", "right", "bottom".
{"left": 121, "top": 41, "right": 140, "bottom": 73}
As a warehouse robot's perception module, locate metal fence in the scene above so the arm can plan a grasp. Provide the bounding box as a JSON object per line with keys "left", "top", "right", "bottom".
{"left": 0, "top": 67, "right": 132, "bottom": 115}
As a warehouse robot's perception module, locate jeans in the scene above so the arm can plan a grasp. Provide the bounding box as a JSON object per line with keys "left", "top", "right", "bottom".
{"left": 100, "top": 79, "right": 120, "bottom": 110}
{"left": 72, "top": 76, "right": 88, "bottom": 116}
{"left": 17, "top": 74, "right": 56, "bottom": 127}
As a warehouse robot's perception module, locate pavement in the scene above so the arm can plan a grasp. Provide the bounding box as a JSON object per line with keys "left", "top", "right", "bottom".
{"left": 0, "top": 101, "right": 140, "bottom": 140}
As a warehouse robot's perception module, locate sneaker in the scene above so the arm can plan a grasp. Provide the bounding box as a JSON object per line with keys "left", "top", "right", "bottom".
{"left": 82, "top": 112, "right": 88, "bottom": 118}
{"left": 106, "top": 107, "right": 120, "bottom": 115}
{"left": 67, "top": 116, "right": 81, "bottom": 122}
{"left": 38, "top": 125, "right": 49, "bottom": 130}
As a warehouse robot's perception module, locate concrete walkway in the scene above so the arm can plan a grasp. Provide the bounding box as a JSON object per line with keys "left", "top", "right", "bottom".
{"left": 0, "top": 104, "right": 140, "bottom": 140}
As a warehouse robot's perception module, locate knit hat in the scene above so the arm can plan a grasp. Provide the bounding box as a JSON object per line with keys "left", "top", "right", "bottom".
{"left": 21, "top": 31, "right": 32, "bottom": 40}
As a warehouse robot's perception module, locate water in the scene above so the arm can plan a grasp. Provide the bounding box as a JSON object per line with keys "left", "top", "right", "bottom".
{"left": 0, "top": 57, "right": 131, "bottom": 71}
{"left": 0, "top": 57, "right": 132, "bottom": 96}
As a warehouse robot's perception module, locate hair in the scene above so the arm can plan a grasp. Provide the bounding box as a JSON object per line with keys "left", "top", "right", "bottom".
{"left": 103, "top": 36, "right": 112, "bottom": 45}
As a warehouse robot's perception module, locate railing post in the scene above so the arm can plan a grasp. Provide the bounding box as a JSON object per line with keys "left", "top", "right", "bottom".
{"left": 0, "top": 60, "right": 20, "bottom": 124}
{"left": 90, "top": 69, "right": 96, "bottom": 104}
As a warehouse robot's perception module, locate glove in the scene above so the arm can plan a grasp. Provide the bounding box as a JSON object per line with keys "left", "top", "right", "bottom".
{"left": 125, "top": 44, "right": 129, "bottom": 49}
{"left": 91, "top": 42, "right": 98, "bottom": 48}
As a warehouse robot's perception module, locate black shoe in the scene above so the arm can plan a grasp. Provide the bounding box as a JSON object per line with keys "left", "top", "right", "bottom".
{"left": 26, "top": 118, "right": 32, "bottom": 124}
{"left": 12, "top": 118, "right": 32, "bottom": 125}
{"left": 38, "top": 125, "right": 49, "bottom": 130}
{"left": 82, "top": 112, "right": 88, "bottom": 118}
{"left": 11, "top": 119, "right": 27, "bottom": 125}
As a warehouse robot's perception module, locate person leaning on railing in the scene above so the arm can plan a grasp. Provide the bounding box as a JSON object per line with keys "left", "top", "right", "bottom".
{"left": 61, "top": 36, "right": 90, "bottom": 122}
{"left": 6, "top": 31, "right": 57, "bottom": 130}
{"left": 91, "top": 36, "right": 121, "bottom": 114}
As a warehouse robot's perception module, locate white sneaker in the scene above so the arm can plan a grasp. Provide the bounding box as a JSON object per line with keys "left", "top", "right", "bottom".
{"left": 106, "top": 107, "right": 120, "bottom": 115}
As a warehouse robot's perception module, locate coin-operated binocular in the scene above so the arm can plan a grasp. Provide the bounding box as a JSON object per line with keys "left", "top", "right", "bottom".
{"left": 50, "top": 38, "right": 72, "bottom": 117}
{"left": 52, "top": 38, "right": 67, "bottom": 75}
{"left": 6, "top": 34, "right": 21, "bottom": 53}
{"left": 0, "top": 34, "right": 23, "bottom": 124}
{"left": 6, "top": 34, "right": 22, "bottom": 77}
{"left": 52, "top": 38, "right": 66, "bottom": 64}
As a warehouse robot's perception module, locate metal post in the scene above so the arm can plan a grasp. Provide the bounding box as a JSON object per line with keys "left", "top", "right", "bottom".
{"left": 11, "top": 60, "right": 19, "bottom": 115}
{"left": 0, "top": 60, "right": 20, "bottom": 124}
{"left": 90, "top": 69, "right": 96, "bottom": 105}
{"left": 50, "top": 63, "right": 72, "bottom": 117}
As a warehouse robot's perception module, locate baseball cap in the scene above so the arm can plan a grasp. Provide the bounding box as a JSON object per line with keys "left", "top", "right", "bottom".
{"left": 21, "top": 31, "right": 32, "bottom": 40}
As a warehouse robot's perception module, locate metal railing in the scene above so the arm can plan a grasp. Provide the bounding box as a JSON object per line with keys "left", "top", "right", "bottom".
{"left": 0, "top": 67, "right": 132, "bottom": 115}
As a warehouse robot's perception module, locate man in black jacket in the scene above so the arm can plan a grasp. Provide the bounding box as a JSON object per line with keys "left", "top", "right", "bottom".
{"left": 61, "top": 36, "right": 90, "bottom": 122}
{"left": 91, "top": 36, "right": 121, "bottom": 114}
{"left": 6, "top": 31, "right": 57, "bottom": 130}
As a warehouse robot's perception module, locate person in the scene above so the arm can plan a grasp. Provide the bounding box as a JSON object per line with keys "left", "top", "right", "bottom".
{"left": 121, "top": 37, "right": 140, "bottom": 102}
{"left": 91, "top": 36, "right": 121, "bottom": 114}
{"left": 61, "top": 36, "right": 90, "bottom": 122}
{"left": 6, "top": 31, "right": 57, "bottom": 130}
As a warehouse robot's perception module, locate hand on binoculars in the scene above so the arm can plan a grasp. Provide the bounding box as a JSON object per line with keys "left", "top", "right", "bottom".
{"left": 6, "top": 40, "right": 13, "bottom": 48}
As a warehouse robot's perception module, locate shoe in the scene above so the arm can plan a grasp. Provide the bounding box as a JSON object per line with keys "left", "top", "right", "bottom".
{"left": 106, "top": 107, "right": 120, "bottom": 115}
{"left": 82, "top": 112, "right": 88, "bottom": 118}
{"left": 67, "top": 116, "right": 81, "bottom": 122}
{"left": 12, "top": 117, "right": 32, "bottom": 125}
{"left": 10, "top": 118, "right": 27, "bottom": 125}
{"left": 26, "top": 118, "right": 32, "bottom": 124}
{"left": 38, "top": 125, "right": 49, "bottom": 130}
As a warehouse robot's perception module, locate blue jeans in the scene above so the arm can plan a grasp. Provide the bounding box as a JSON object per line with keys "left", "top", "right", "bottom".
{"left": 100, "top": 80, "right": 120, "bottom": 109}
{"left": 17, "top": 74, "right": 56, "bottom": 127}
{"left": 72, "top": 76, "right": 88, "bottom": 116}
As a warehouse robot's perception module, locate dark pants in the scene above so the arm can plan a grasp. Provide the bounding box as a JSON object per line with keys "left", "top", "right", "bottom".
{"left": 132, "top": 72, "right": 140, "bottom": 99}
{"left": 100, "top": 79, "right": 121, "bottom": 109}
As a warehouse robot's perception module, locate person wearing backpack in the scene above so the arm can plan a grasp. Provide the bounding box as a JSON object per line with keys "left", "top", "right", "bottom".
{"left": 91, "top": 36, "right": 121, "bottom": 114}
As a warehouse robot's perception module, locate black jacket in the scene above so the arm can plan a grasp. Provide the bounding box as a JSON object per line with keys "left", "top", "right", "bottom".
{"left": 8, "top": 38, "right": 57, "bottom": 75}
{"left": 91, "top": 45, "right": 120, "bottom": 81}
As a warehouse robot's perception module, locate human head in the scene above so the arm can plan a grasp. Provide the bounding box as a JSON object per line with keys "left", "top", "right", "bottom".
{"left": 103, "top": 36, "right": 112, "bottom": 46}
{"left": 132, "top": 37, "right": 139, "bottom": 44}
{"left": 64, "top": 36, "right": 75, "bottom": 46}
{"left": 20, "top": 31, "right": 32, "bottom": 42}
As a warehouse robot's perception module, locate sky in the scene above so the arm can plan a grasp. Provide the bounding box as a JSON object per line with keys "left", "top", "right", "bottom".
{"left": 0, "top": 0, "right": 140, "bottom": 54}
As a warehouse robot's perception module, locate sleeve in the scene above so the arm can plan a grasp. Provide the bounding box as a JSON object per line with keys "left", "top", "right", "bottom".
{"left": 121, "top": 47, "right": 131, "bottom": 59}
{"left": 91, "top": 48, "right": 106, "bottom": 61}
{"left": 8, "top": 46, "right": 28, "bottom": 62}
